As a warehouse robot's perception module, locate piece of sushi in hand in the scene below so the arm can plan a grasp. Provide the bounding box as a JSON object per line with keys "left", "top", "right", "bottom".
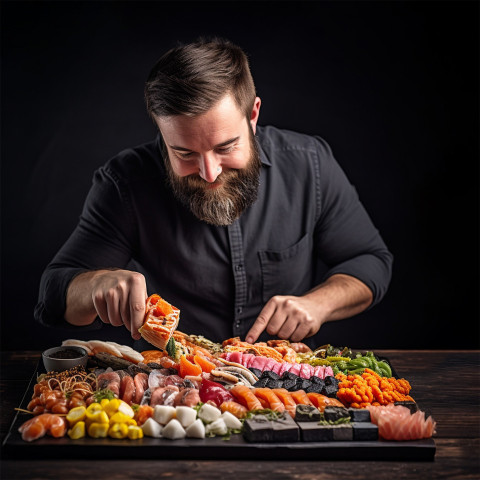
{"left": 139, "top": 294, "right": 180, "bottom": 351}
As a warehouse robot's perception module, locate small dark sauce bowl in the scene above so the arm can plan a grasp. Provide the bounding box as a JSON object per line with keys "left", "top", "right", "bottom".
{"left": 42, "top": 346, "right": 88, "bottom": 372}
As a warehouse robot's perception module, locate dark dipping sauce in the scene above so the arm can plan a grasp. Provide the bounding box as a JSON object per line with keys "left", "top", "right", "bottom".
{"left": 47, "top": 348, "right": 84, "bottom": 359}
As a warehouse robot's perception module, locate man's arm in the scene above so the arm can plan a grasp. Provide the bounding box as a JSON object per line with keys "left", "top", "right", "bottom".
{"left": 246, "top": 273, "right": 372, "bottom": 343}
{"left": 65, "top": 269, "right": 148, "bottom": 339}
{"left": 246, "top": 134, "right": 392, "bottom": 344}
{"left": 35, "top": 163, "right": 140, "bottom": 331}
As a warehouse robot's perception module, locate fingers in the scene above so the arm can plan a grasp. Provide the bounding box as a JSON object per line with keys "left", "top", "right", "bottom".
{"left": 245, "top": 298, "right": 278, "bottom": 344}
{"left": 128, "top": 275, "right": 148, "bottom": 340}
{"left": 247, "top": 296, "right": 320, "bottom": 343}
{"left": 91, "top": 270, "right": 147, "bottom": 339}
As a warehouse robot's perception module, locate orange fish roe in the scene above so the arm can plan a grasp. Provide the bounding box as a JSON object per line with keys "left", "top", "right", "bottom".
{"left": 336, "top": 368, "right": 414, "bottom": 409}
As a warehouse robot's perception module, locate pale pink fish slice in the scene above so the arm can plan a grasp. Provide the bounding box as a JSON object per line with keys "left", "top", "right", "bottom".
{"left": 88, "top": 340, "right": 123, "bottom": 357}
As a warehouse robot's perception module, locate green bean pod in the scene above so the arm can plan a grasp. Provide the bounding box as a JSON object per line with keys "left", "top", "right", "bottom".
{"left": 346, "top": 358, "right": 370, "bottom": 369}
{"left": 377, "top": 361, "right": 392, "bottom": 378}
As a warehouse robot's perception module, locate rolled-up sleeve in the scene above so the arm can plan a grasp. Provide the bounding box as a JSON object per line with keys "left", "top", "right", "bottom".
{"left": 313, "top": 137, "right": 393, "bottom": 306}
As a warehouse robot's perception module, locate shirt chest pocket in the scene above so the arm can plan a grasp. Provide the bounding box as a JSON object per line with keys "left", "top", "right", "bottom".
{"left": 258, "top": 234, "right": 313, "bottom": 303}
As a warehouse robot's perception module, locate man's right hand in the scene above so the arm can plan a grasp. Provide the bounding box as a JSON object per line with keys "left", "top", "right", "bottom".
{"left": 65, "top": 269, "right": 148, "bottom": 340}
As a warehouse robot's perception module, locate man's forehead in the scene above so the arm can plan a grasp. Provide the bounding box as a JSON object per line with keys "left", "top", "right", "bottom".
{"left": 155, "top": 96, "right": 247, "bottom": 150}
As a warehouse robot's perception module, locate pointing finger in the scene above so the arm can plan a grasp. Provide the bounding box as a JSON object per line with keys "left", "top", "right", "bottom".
{"left": 245, "top": 298, "right": 278, "bottom": 344}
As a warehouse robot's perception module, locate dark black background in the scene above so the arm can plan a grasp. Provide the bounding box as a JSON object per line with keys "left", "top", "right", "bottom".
{"left": 1, "top": 1, "right": 478, "bottom": 351}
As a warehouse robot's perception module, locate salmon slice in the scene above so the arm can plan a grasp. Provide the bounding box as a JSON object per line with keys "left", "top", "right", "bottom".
{"left": 133, "top": 373, "right": 149, "bottom": 404}
{"left": 18, "top": 414, "right": 66, "bottom": 442}
{"left": 230, "top": 385, "right": 263, "bottom": 411}
{"left": 290, "top": 390, "right": 314, "bottom": 406}
{"left": 139, "top": 294, "right": 180, "bottom": 350}
{"left": 220, "top": 400, "right": 248, "bottom": 419}
{"left": 141, "top": 350, "right": 167, "bottom": 364}
{"left": 253, "top": 388, "right": 285, "bottom": 413}
{"left": 47, "top": 414, "right": 67, "bottom": 438}
{"left": 257, "top": 396, "right": 270, "bottom": 409}
{"left": 120, "top": 375, "right": 135, "bottom": 405}
{"left": 271, "top": 388, "right": 297, "bottom": 418}
{"left": 306, "top": 392, "right": 344, "bottom": 412}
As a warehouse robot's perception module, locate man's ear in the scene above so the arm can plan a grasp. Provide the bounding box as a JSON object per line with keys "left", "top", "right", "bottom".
{"left": 250, "top": 97, "right": 261, "bottom": 134}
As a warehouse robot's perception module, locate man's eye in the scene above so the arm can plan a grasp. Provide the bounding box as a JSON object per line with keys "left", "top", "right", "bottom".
{"left": 216, "top": 146, "right": 235, "bottom": 154}
{"left": 177, "top": 152, "right": 194, "bottom": 159}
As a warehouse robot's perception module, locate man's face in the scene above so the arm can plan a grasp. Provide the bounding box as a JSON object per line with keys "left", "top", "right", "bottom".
{"left": 155, "top": 94, "right": 262, "bottom": 226}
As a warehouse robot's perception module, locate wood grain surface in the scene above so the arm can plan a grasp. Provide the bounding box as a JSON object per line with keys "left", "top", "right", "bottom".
{"left": 1, "top": 350, "right": 479, "bottom": 480}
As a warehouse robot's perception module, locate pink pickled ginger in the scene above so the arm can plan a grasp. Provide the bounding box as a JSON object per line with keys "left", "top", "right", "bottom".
{"left": 367, "top": 404, "right": 436, "bottom": 441}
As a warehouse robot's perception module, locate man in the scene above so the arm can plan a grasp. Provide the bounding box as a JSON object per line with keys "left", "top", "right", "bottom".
{"left": 35, "top": 38, "right": 393, "bottom": 349}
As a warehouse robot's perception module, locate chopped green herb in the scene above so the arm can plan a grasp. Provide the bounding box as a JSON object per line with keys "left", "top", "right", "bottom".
{"left": 93, "top": 388, "right": 116, "bottom": 402}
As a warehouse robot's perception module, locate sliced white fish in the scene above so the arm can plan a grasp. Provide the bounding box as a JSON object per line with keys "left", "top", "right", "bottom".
{"left": 106, "top": 341, "right": 144, "bottom": 364}
{"left": 87, "top": 340, "right": 123, "bottom": 357}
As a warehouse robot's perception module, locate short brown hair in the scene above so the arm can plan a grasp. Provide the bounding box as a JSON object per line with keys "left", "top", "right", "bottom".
{"left": 144, "top": 38, "right": 256, "bottom": 119}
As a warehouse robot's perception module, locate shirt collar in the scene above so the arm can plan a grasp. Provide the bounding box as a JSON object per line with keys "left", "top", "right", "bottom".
{"left": 255, "top": 128, "right": 271, "bottom": 167}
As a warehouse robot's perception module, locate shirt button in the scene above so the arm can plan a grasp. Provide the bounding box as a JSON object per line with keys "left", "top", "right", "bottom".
{"left": 236, "top": 307, "right": 243, "bottom": 314}
{"left": 235, "top": 264, "right": 243, "bottom": 271}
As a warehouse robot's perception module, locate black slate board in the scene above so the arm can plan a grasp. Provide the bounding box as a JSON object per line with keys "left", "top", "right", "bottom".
{"left": 2, "top": 361, "right": 436, "bottom": 461}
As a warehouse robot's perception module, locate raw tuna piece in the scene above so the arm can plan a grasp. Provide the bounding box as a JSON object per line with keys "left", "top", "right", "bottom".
{"left": 228, "top": 352, "right": 244, "bottom": 364}
{"left": 313, "top": 366, "right": 326, "bottom": 379}
{"left": 288, "top": 363, "right": 302, "bottom": 376}
{"left": 278, "top": 362, "right": 293, "bottom": 377}
{"left": 264, "top": 358, "right": 279, "bottom": 372}
{"left": 299, "top": 363, "right": 314, "bottom": 379}
{"left": 324, "top": 366, "right": 334, "bottom": 378}
{"left": 250, "top": 356, "right": 270, "bottom": 371}
{"left": 270, "top": 361, "right": 283, "bottom": 375}
{"left": 242, "top": 354, "right": 256, "bottom": 368}
{"left": 199, "top": 378, "right": 234, "bottom": 407}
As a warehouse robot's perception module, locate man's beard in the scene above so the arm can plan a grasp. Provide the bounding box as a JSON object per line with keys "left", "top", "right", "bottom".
{"left": 163, "top": 128, "right": 261, "bottom": 226}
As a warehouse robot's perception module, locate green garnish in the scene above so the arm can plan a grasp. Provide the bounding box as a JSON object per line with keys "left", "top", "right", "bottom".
{"left": 317, "top": 417, "right": 351, "bottom": 425}
{"left": 246, "top": 408, "right": 284, "bottom": 421}
{"left": 93, "top": 388, "right": 116, "bottom": 402}
{"left": 166, "top": 336, "right": 177, "bottom": 358}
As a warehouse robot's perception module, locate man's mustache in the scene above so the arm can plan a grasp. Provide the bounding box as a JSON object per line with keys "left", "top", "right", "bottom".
{"left": 183, "top": 170, "right": 237, "bottom": 189}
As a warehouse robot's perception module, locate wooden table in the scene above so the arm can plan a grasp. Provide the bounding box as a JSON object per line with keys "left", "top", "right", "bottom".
{"left": 1, "top": 350, "right": 479, "bottom": 479}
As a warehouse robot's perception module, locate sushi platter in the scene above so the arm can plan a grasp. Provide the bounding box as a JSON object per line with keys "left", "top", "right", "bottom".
{"left": 3, "top": 360, "right": 435, "bottom": 460}
{"left": 2, "top": 296, "right": 437, "bottom": 460}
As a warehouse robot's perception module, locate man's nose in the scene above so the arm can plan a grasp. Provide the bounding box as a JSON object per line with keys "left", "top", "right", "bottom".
{"left": 198, "top": 153, "right": 222, "bottom": 183}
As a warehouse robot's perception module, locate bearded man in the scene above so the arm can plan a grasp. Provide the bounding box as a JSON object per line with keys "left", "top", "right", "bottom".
{"left": 35, "top": 38, "right": 393, "bottom": 349}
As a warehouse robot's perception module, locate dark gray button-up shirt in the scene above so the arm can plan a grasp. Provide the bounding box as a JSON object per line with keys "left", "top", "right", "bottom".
{"left": 35, "top": 125, "right": 393, "bottom": 347}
